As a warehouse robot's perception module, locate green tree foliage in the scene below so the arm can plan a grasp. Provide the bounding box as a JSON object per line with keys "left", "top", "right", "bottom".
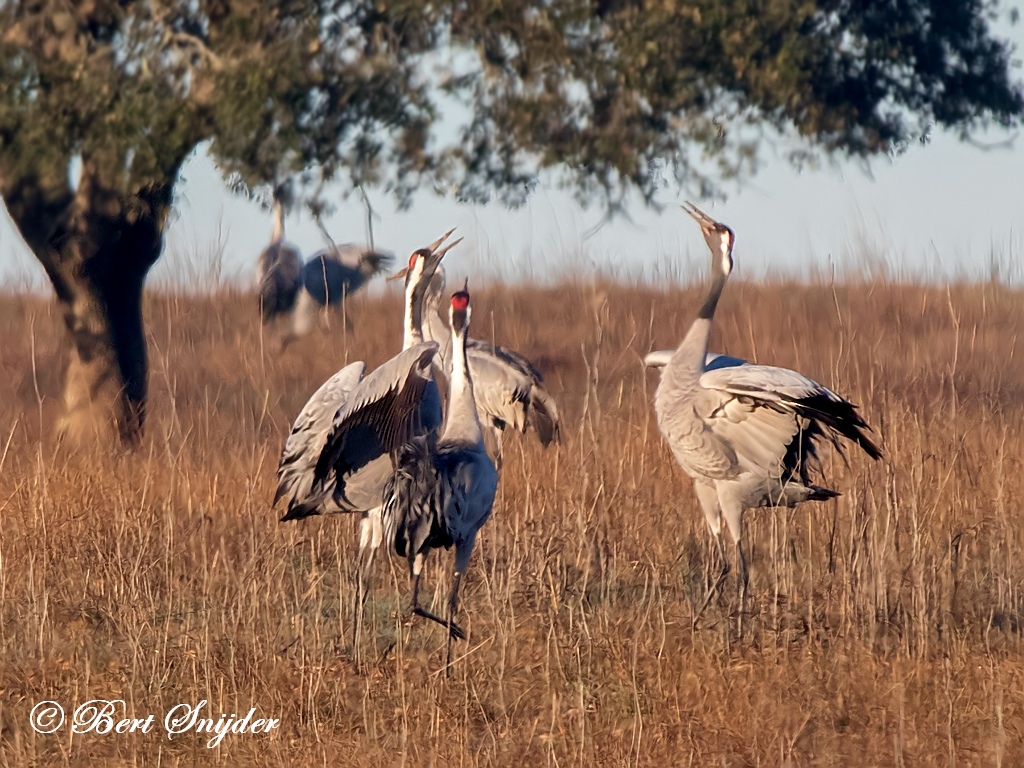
{"left": 2, "top": 0, "right": 1021, "bottom": 212}
{"left": 0, "top": 0, "right": 1020, "bottom": 445}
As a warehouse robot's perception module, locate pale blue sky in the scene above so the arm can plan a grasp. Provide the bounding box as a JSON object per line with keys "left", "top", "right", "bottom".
{"left": 2, "top": 14, "right": 1022, "bottom": 291}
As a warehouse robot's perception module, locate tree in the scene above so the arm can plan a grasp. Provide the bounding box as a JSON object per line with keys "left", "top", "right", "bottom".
{"left": 1, "top": 0, "right": 1020, "bottom": 447}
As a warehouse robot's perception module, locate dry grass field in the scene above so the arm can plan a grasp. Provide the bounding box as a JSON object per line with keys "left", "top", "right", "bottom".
{"left": 0, "top": 272, "right": 1022, "bottom": 766}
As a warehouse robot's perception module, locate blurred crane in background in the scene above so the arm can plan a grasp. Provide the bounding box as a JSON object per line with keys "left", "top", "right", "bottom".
{"left": 255, "top": 199, "right": 302, "bottom": 327}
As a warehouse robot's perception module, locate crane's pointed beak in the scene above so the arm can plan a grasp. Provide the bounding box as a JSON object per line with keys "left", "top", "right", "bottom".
{"left": 435, "top": 236, "right": 464, "bottom": 260}
{"left": 681, "top": 201, "right": 708, "bottom": 221}
{"left": 681, "top": 201, "right": 721, "bottom": 237}
{"left": 427, "top": 227, "right": 457, "bottom": 253}
{"left": 423, "top": 236, "right": 463, "bottom": 279}
{"left": 390, "top": 229, "right": 462, "bottom": 284}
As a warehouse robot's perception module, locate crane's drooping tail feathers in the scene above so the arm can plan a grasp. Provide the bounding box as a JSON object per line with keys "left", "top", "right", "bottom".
{"left": 805, "top": 485, "right": 841, "bottom": 502}
{"left": 528, "top": 386, "right": 561, "bottom": 446}
{"left": 383, "top": 434, "right": 452, "bottom": 561}
{"left": 279, "top": 492, "right": 328, "bottom": 522}
{"left": 494, "top": 345, "right": 561, "bottom": 445}
{"left": 773, "top": 391, "right": 882, "bottom": 495}
{"left": 780, "top": 390, "right": 883, "bottom": 462}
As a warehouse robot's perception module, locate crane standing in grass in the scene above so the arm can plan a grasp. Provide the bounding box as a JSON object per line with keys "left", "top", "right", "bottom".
{"left": 421, "top": 265, "right": 561, "bottom": 460}
{"left": 274, "top": 230, "right": 461, "bottom": 651}
{"left": 653, "top": 202, "right": 882, "bottom": 629}
{"left": 256, "top": 199, "right": 302, "bottom": 326}
{"left": 382, "top": 284, "right": 498, "bottom": 667}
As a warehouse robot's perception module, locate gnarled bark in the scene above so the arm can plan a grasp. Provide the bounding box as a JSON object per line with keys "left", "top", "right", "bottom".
{"left": 3, "top": 167, "right": 176, "bottom": 449}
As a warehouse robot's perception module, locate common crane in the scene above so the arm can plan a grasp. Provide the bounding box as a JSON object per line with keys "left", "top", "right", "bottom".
{"left": 276, "top": 231, "right": 461, "bottom": 652}
{"left": 652, "top": 202, "right": 882, "bottom": 629}
{"left": 256, "top": 199, "right": 302, "bottom": 325}
{"left": 382, "top": 284, "right": 499, "bottom": 667}
{"left": 272, "top": 229, "right": 461, "bottom": 524}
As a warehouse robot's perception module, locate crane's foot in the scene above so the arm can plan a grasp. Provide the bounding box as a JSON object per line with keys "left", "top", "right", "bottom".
{"left": 412, "top": 606, "right": 466, "bottom": 640}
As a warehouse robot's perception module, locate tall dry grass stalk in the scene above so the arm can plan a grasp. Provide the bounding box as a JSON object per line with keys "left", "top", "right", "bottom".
{"left": 0, "top": 275, "right": 1022, "bottom": 766}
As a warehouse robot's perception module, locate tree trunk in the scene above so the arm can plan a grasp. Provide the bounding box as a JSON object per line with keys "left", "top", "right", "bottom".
{"left": 3, "top": 167, "right": 176, "bottom": 449}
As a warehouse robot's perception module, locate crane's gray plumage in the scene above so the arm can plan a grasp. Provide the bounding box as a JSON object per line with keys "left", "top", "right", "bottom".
{"left": 381, "top": 286, "right": 499, "bottom": 660}
{"left": 273, "top": 230, "right": 461, "bottom": 522}
{"left": 653, "top": 202, "right": 881, "bottom": 627}
{"left": 423, "top": 267, "right": 561, "bottom": 454}
{"left": 256, "top": 201, "right": 302, "bottom": 324}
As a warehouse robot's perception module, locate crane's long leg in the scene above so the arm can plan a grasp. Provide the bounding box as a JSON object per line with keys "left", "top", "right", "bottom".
{"left": 446, "top": 571, "right": 464, "bottom": 673}
{"left": 736, "top": 537, "right": 749, "bottom": 636}
{"left": 409, "top": 552, "right": 466, "bottom": 640}
{"left": 692, "top": 485, "right": 729, "bottom": 630}
{"left": 444, "top": 539, "right": 476, "bottom": 673}
{"left": 719, "top": 495, "right": 748, "bottom": 637}
{"left": 352, "top": 509, "right": 381, "bottom": 656}
{"left": 692, "top": 531, "right": 730, "bottom": 630}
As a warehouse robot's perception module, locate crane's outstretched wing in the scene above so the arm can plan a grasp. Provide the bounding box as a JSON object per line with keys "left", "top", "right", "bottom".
{"left": 465, "top": 348, "right": 532, "bottom": 434}
{"left": 466, "top": 338, "right": 561, "bottom": 446}
{"left": 697, "top": 363, "right": 882, "bottom": 484}
{"left": 469, "top": 338, "right": 545, "bottom": 382}
{"left": 257, "top": 243, "right": 302, "bottom": 323}
{"left": 311, "top": 342, "right": 442, "bottom": 501}
{"left": 274, "top": 362, "right": 366, "bottom": 518}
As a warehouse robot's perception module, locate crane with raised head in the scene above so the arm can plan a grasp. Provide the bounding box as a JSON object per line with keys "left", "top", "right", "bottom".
{"left": 652, "top": 202, "right": 882, "bottom": 630}
{"left": 381, "top": 283, "right": 498, "bottom": 667}
{"left": 256, "top": 199, "right": 302, "bottom": 325}
{"left": 421, "top": 265, "right": 561, "bottom": 459}
{"left": 273, "top": 230, "right": 461, "bottom": 652}
{"left": 272, "top": 229, "right": 461, "bottom": 525}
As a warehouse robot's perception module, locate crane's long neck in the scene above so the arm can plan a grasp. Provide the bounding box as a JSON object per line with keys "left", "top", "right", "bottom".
{"left": 442, "top": 321, "right": 484, "bottom": 446}
{"left": 697, "top": 270, "right": 727, "bottom": 325}
{"left": 271, "top": 202, "right": 285, "bottom": 244}
{"left": 660, "top": 269, "right": 728, "bottom": 393}
{"left": 402, "top": 282, "right": 425, "bottom": 350}
{"left": 422, "top": 274, "right": 453, "bottom": 363}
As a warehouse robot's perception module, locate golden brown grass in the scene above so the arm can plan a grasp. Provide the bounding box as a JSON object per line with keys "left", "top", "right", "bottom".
{"left": 1, "top": 275, "right": 1023, "bottom": 766}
